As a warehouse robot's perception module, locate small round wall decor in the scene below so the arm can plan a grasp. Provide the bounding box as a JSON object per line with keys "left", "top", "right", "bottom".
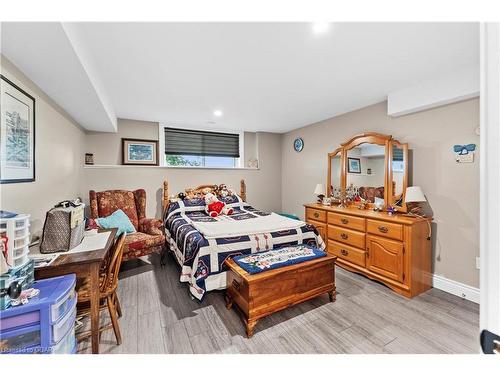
{"left": 293, "top": 138, "right": 304, "bottom": 152}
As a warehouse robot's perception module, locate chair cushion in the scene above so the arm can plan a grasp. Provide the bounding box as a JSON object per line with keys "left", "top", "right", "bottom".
{"left": 96, "top": 190, "right": 139, "bottom": 229}
{"left": 125, "top": 232, "right": 165, "bottom": 251}
{"left": 97, "top": 209, "right": 136, "bottom": 236}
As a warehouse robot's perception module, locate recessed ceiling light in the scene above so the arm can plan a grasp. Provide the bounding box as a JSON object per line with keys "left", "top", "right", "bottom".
{"left": 213, "top": 110, "right": 223, "bottom": 117}
{"left": 312, "top": 22, "right": 330, "bottom": 35}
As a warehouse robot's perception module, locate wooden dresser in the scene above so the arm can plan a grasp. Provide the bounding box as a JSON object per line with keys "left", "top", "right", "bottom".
{"left": 305, "top": 203, "right": 432, "bottom": 298}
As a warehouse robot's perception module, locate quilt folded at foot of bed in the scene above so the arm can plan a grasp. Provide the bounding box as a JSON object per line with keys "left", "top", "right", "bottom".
{"left": 233, "top": 244, "right": 326, "bottom": 274}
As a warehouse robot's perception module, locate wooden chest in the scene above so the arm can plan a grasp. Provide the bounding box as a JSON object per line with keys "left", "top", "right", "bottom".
{"left": 304, "top": 203, "right": 432, "bottom": 298}
{"left": 224, "top": 255, "right": 336, "bottom": 337}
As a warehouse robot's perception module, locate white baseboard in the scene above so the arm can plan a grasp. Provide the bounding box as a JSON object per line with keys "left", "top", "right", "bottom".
{"left": 432, "top": 274, "right": 480, "bottom": 304}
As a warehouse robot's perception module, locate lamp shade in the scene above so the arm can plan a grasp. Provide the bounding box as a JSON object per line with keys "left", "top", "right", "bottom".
{"left": 314, "top": 183, "right": 325, "bottom": 195}
{"left": 405, "top": 186, "right": 426, "bottom": 203}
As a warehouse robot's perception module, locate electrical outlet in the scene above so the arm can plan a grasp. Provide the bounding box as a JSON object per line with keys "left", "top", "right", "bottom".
{"left": 476, "top": 257, "right": 480, "bottom": 270}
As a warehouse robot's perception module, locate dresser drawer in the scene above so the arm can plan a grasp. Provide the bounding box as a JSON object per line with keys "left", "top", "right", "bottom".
{"left": 328, "top": 213, "right": 365, "bottom": 231}
{"left": 328, "top": 240, "right": 366, "bottom": 267}
{"left": 328, "top": 225, "right": 365, "bottom": 249}
{"left": 306, "top": 208, "right": 326, "bottom": 223}
{"left": 366, "top": 219, "right": 403, "bottom": 241}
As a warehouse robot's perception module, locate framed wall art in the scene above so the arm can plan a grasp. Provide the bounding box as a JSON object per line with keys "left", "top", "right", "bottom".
{"left": 347, "top": 157, "right": 361, "bottom": 174}
{"left": 0, "top": 75, "right": 36, "bottom": 184}
{"left": 122, "top": 138, "right": 159, "bottom": 166}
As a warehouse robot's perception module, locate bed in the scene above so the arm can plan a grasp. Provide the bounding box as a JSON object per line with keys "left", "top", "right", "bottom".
{"left": 162, "top": 180, "right": 325, "bottom": 300}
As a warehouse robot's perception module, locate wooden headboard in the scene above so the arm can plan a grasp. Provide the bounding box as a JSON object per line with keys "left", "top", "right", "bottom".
{"left": 162, "top": 179, "right": 246, "bottom": 213}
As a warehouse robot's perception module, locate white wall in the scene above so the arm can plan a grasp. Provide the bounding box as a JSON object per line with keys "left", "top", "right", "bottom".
{"left": 82, "top": 121, "right": 282, "bottom": 218}
{"left": 282, "top": 99, "right": 480, "bottom": 288}
{"left": 388, "top": 65, "right": 479, "bottom": 117}
{"left": 0, "top": 56, "right": 86, "bottom": 236}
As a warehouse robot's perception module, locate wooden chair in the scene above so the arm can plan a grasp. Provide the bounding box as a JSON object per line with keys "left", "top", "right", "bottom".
{"left": 76, "top": 233, "right": 126, "bottom": 345}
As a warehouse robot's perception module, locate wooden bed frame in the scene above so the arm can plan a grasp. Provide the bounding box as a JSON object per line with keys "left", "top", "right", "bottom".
{"left": 162, "top": 179, "right": 247, "bottom": 213}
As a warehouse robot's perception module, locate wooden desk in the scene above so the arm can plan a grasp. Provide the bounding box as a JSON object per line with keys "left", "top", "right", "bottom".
{"left": 34, "top": 228, "right": 116, "bottom": 354}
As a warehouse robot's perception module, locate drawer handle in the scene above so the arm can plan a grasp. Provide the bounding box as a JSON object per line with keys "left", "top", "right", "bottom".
{"left": 232, "top": 279, "right": 241, "bottom": 291}
{"left": 340, "top": 249, "right": 349, "bottom": 256}
{"left": 314, "top": 212, "right": 319, "bottom": 218}
{"left": 341, "top": 218, "right": 349, "bottom": 224}
{"left": 378, "top": 226, "right": 389, "bottom": 233}
{"left": 340, "top": 233, "right": 348, "bottom": 240}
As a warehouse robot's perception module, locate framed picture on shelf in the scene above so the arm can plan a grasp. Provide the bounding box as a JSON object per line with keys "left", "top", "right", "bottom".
{"left": 347, "top": 157, "right": 361, "bottom": 174}
{"left": 1, "top": 75, "right": 36, "bottom": 184}
{"left": 122, "top": 138, "right": 159, "bottom": 165}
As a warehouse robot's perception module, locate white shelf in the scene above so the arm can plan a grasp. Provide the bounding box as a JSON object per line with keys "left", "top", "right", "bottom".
{"left": 84, "top": 164, "right": 260, "bottom": 171}
{"left": 347, "top": 172, "right": 377, "bottom": 176}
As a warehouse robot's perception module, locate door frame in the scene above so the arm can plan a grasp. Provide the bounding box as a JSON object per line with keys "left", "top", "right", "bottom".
{"left": 480, "top": 22, "right": 500, "bottom": 333}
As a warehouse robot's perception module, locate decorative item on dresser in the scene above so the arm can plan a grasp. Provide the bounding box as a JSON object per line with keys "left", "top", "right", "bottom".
{"left": 405, "top": 186, "right": 427, "bottom": 216}
{"left": 313, "top": 183, "right": 325, "bottom": 203}
{"left": 307, "top": 132, "right": 432, "bottom": 298}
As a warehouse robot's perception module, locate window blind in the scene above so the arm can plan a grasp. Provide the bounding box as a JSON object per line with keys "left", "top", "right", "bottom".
{"left": 165, "top": 127, "right": 240, "bottom": 158}
{"left": 393, "top": 148, "right": 404, "bottom": 161}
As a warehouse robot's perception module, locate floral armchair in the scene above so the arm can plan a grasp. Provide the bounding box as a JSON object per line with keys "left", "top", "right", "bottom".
{"left": 89, "top": 189, "right": 165, "bottom": 261}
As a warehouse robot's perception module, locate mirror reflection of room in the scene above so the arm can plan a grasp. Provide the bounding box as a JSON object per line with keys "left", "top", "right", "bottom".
{"left": 392, "top": 143, "right": 405, "bottom": 206}
{"left": 346, "top": 143, "right": 385, "bottom": 202}
{"left": 330, "top": 153, "right": 342, "bottom": 198}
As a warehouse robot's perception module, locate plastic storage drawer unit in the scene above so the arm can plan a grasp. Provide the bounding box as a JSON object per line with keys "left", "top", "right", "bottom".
{"left": 0, "top": 214, "right": 31, "bottom": 271}
{"left": 0, "top": 274, "right": 77, "bottom": 354}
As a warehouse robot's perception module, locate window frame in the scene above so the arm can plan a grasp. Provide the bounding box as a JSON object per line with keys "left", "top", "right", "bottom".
{"left": 159, "top": 123, "right": 244, "bottom": 168}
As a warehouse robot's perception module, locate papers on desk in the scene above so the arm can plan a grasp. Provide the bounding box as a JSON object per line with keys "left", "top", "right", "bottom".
{"left": 28, "top": 230, "right": 113, "bottom": 267}
{"left": 30, "top": 254, "right": 59, "bottom": 268}
{"left": 69, "top": 231, "right": 111, "bottom": 254}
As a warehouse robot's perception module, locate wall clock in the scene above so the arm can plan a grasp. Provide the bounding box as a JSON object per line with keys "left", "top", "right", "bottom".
{"left": 293, "top": 138, "right": 304, "bottom": 152}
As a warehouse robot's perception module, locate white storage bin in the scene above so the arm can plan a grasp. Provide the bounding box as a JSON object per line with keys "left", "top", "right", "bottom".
{"left": 0, "top": 214, "right": 31, "bottom": 273}
{"left": 15, "top": 217, "right": 29, "bottom": 228}
{"left": 12, "top": 251, "right": 29, "bottom": 269}
{"left": 13, "top": 235, "right": 29, "bottom": 249}
{"left": 51, "top": 288, "right": 76, "bottom": 323}
{"left": 51, "top": 327, "right": 76, "bottom": 354}
{"left": 51, "top": 300, "right": 76, "bottom": 343}
{"left": 13, "top": 245, "right": 28, "bottom": 259}
{"left": 14, "top": 227, "right": 29, "bottom": 238}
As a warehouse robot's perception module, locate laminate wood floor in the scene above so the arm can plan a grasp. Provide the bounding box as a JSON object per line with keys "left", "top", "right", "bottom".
{"left": 77, "top": 253, "right": 480, "bottom": 354}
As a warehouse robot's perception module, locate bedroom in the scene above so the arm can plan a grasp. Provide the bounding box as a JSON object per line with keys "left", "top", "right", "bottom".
{"left": 1, "top": 1, "right": 499, "bottom": 371}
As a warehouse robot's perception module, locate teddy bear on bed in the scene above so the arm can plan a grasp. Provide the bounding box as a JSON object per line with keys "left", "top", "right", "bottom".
{"left": 203, "top": 190, "right": 234, "bottom": 218}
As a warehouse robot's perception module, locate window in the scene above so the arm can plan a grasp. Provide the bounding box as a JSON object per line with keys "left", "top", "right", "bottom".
{"left": 160, "top": 126, "right": 243, "bottom": 168}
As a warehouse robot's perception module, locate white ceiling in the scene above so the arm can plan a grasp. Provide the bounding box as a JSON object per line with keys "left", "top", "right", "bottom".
{"left": 1, "top": 22, "right": 479, "bottom": 133}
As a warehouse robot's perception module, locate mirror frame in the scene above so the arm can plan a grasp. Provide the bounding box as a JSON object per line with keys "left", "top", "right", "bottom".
{"left": 327, "top": 147, "right": 344, "bottom": 197}
{"left": 326, "top": 132, "right": 409, "bottom": 212}
{"left": 388, "top": 140, "right": 409, "bottom": 213}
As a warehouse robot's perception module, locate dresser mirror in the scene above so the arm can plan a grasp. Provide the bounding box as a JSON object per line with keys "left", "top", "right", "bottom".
{"left": 345, "top": 143, "right": 386, "bottom": 203}
{"left": 389, "top": 141, "right": 408, "bottom": 211}
{"left": 326, "top": 133, "right": 409, "bottom": 212}
{"left": 327, "top": 148, "right": 343, "bottom": 199}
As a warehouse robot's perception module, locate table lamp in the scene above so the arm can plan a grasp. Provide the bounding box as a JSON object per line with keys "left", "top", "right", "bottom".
{"left": 405, "top": 186, "right": 426, "bottom": 216}
{"left": 314, "top": 184, "right": 325, "bottom": 203}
